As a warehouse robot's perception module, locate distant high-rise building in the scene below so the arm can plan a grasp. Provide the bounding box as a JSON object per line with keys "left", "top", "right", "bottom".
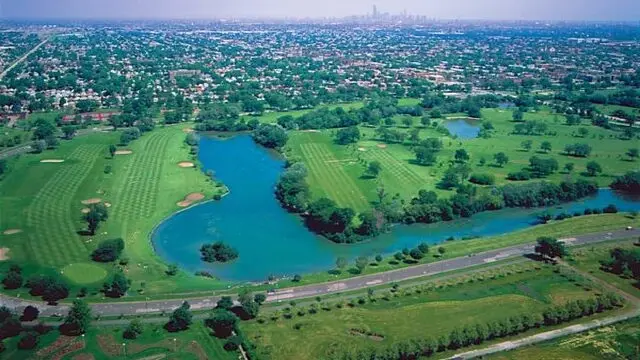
{"left": 372, "top": 5, "right": 378, "bottom": 18}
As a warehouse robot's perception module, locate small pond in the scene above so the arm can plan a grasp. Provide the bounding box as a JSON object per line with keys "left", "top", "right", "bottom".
{"left": 152, "top": 135, "right": 640, "bottom": 282}
{"left": 442, "top": 119, "right": 480, "bottom": 139}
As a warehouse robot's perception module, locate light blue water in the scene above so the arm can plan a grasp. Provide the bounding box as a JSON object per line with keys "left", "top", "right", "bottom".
{"left": 152, "top": 135, "right": 640, "bottom": 282}
{"left": 443, "top": 119, "right": 480, "bottom": 139}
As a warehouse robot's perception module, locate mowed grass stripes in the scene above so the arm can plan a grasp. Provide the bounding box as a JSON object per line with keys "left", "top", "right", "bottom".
{"left": 25, "top": 145, "right": 105, "bottom": 267}
{"left": 298, "top": 142, "right": 369, "bottom": 211}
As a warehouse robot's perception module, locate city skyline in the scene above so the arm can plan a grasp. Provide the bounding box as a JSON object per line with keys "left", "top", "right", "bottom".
{"left": 2, "top": 0, "right": 640, "bottom": 21}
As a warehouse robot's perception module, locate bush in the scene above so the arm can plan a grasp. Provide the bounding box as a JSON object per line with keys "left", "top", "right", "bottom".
{"left": 469, "top": 173, "right": 496, "bottom": 185}
{"left": 91, "top": 238, "right": 125, "bottom": 262}
{"left": 507, "top": 171, "right": 531, "bottom": 181}
{"left": 603, "top": 204, "right": 618, "bottom": 214}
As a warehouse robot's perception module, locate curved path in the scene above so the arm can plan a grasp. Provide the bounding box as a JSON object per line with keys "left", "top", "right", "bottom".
{"left": 1, "top": 228, "right": 638, "bottom": 317}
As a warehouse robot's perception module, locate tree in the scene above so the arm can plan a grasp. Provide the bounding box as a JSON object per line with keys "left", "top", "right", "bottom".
{"left": 494, "top": 152, "right": 509, "bottom": 167}
{"left": 534, "top": 237, "right": 567, "bottom": 259}
{"left": 61, "top": 125, "right": 76, "bottom": 140}
{"left": 91, "top": 238, "right": 124, "bottom": 262}
{"left": 420, "top": 115, "right": 431, "bottom": 127}
{"left": 32, "top": 118, "right": 56, "bottom": 140}
{"left": 18, "top": 332, "right": 38, "bottom": 349}
{"left": 336, "top": 257, "right": 348, "bottom": 272}
{"left": 109, "top": 144, "right": 117, "bottom": 158}
{"left": 578, "top": 127, "right": 589, "bottom": 138}
{"left": 83, "top": 203, "right": 108, "bottom": 235}
{"left": 512, "top": 109, "right": 524, "bottom": 122}
{"left": 166, "top": 264, "right": 178, "bottom": 276}
{"left": 123, "top": 319, "right": 143, "bottom": 339}
{"left": 0, "top": 159, "right": 7, "bottom": 177}
{"left": 455, "top": 149, "right": 470, "bottom": 163}
{"left": 216, "top": 296, "right": 234, "bottom": 310}
{"left": 564, "top": 143, "right": 592, "bottom": 157}
{"left": 254, "top": 293, "right": 267, "bottom": 305}
{"left": 540, "top": 141, "right": 552, "bottom": 153}
{"left": 205, "top": 309, "right": 238, "bottom": 338}
{"left": 365, "top": 161, "right": 382, "bottom": 178}
{"left": 21, "top": 306, "right": 39, "bottom": 322}
{"left": 586, "top": 161, "right": 602, "bottom": 177}
{"left": 166, "top": 302, "right": 192, "bottom": 332}
{"left": 104, "top": 271, "right": 129, "bottom": 298}
{"left": 200, "top": 242, "right": 238, "bottom": 263}
{"left": 564, "top": 163, "right": 575, "bottom": 173}
{"left": 402, "top": 116, "right": 413, "bottom": 127}
{"left": 626, "top": 148, "right": 639, "bottom": 161}
{"left": 410, "top": 248, "right": 424, "bottom": 260}
{"left": 529, "top": 156, "right": 559, "bottom": 177}
{"left": 334, "top": 126, "right": 360, "bottom": 145}
{"left": 414, "top": 146, "right": 437, "bottom": 166}
{"left": 2, "top": 268, "right": 22, "bottom": 290}
{"left": 61, "top": 299, "right": 91, "bottom": 335}
{"left": 252, "top": 124, "right": 288, "bottom": 148}
{"left": 521, "top": 140, "right": 533, "bottom": 151}
{"left": 355, "top": 256, "right": 368, "bottom": 274}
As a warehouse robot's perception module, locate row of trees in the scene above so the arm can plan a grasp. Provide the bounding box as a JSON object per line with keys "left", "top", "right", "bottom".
{"left": 332, "top": 294, "right": 624, "bottom": 360}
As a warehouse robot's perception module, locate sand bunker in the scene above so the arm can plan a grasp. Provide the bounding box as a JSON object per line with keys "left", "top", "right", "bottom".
{"left": 81, "top": 208, "right": 91, "bottom": 214}
{"left": 104, "top": 202, "right": 112, "bottom": 208}
{"left": 40, "top": 159, "right": 65, "bottom": 163}
{"left": 81, "top": 198, "right": 102, "bottom": 205}
{"left": 358, "top": 147, "right": 366, "bottom": 152}
{"left": 114, "top": 150, "right": 132, "bottom": 155}
{"left": 303, "top": 129, "right": 321, "bottom": 133}
{"left": 0, "top": 248, "right": 9, "bottom": 261}
{"left": 2, "top": 229, "right": 22, "bottom": 235}
{"left": 182, "top": 128, "right": 195, "bottom": 133}
{"left": 376, "top": 144, "right": 388, "bottom": 149}
{"left": 177, "top": 193, "right": 205, "bottom": 207}
{"left": 178, "top": 161, "right": 195, "bottom": 168}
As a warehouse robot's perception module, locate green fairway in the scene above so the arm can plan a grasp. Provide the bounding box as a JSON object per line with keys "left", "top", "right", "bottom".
{"left": 0, "top": 124, "right": 229, "bottom": 297}
{"left": 285, "top": 107, "right": 639, "bottom": 212}
{"left": 62, "top": 262, "right": 109, "bottom": 285}
{"left": 242, "top": 265, "right": 604, "bottom": 360}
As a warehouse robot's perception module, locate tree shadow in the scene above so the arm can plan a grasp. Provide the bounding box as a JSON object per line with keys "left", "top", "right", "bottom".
{"left": 327, "top": 269, "right": 341, "bottom": 275}
{"left": 76, "top": 230, "right": 93, "bottom": 236}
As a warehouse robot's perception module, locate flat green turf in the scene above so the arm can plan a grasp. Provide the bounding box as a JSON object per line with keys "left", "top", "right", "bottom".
{"left": 242, "top": 266, "right": 600, "bottom": 360}
{"left": 62, "top": 262, "right": 109, "bottom": 285}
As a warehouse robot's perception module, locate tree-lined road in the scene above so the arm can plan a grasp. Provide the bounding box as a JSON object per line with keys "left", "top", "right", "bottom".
{"left": 1, "top": 228, "right": 637, "bottom": 317}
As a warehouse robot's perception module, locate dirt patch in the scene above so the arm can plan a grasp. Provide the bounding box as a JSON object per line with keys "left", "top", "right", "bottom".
{"left": 114, "top": 150, "right": 132, "bottom": 155}
{"left": 178, "top": 161, "right": 195, "bottom": 168}
{"left": 177, "top": 193, "right": 206, "bottom": 207}
{"left": 40, "top": 159, "right": 65, "bottom": 163}
{"left": 96, "top": 334, "right": 121, "bottom": 356}
{"left": 358, "top": 147, "right": 366, "bottom": 152}
{"left": 0, "top": 248, "right": 9, "bottom": 261}
{"left": 52, "top": 342, "right": 84, "bottom": 360}
{"left": 81, "top": 198, "right": 102, "bottom": 205}
{"left": 36, "top": 335, "right": 77, "bottom": 357}
{"left": 81, "top": 208, "right": 91, "bottom": 214}
{"left": 2, "top": 229, "right": 22, "bottom": 235}
{"left": 376, "top": 144, "right": 387, "bottom": 149}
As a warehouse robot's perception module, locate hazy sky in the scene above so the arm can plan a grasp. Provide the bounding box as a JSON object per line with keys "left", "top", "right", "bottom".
{"left": 3, "top": 0, "right": 640, "bottom": 21}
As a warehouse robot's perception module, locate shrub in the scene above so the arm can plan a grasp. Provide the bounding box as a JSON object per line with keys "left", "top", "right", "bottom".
{"left": 469, "top": 173, "right": 496, "bottom": 185}
{"left": 91, "top": 238, "right": 125, "bottom": 262}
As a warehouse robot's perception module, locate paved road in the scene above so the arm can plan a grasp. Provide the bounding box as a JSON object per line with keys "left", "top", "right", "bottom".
{"left": 0, "top": 38, "right": 49, "bottom": 80}
{"left": 1, "top": 228, "right": 638, "bottom": 317}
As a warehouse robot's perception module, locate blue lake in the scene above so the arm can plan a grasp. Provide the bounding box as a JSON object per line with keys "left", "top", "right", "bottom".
{"left": 152, "top": 135, "right": 640, "bottom": 282}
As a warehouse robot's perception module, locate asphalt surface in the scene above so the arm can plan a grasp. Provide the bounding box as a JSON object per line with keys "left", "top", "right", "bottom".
{"left": 1, "top": 228, "right": 637, "bottom": 317}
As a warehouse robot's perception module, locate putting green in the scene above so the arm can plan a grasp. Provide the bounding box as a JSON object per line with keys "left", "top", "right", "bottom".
{"left": 61, "top": 263, "right": 108, "bottom": 285}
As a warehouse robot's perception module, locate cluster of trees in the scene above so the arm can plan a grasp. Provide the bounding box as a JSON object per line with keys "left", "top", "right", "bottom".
{"left": 119, "top": 127, "right": 141, "bottom": 145}
{"left": 334, "top": 126, "right": 361, "bottom": 145}
{"left": 102, "top": 270, "right": 130, "bottom": 298}
{"left": 0, "top": 305, "right": 43, "bottom": 348}
{"left": 528, "top": 156, "right": 559, "bottom": 177}
{"left": 512, "top": 120, "right": 548, "bottom": 135}
{"left": 1, "top": 264, "right": 22, "bottom": 290}
{"left": 25, "top": 274, "right": 70, "bottom": 304}
{"left": 200, "top": 241, "right": 239, "bottom": 263}
{"left": 600, "top": 248, "right": 640, "bottom": 285}
{"left": 501, "top": 180, "right": 598, "bottom": 208}
{"left": 610, "top": 171, "right": 640, "bottom": 193}
{"left": 413, "top": 138, "right": 443, "bottom": 166}
{"left": 91, "top": 238, "right": 124, "bottom": 262}
{"left": 165, "top": 301, "right": 193, "bottom": 332}
{"left": 275, "top": 163, "right": 310, "bottom": 212}
{"left": 194, "top": 117, "right": 260, "bottom": 132}
{"left": 252, "top": 124, "right": 288, "bottom": 149}
{"left": 334, "top": 294, "right": 624, "bottom": 360}
{"left": 534, "top": 237, "right": 568, "bottom": 259}
{"left": 564, "top": 143, "right": 592, "bottom": 157}
{"left": 468, "top": 173, "right": 496, "bottom": 185}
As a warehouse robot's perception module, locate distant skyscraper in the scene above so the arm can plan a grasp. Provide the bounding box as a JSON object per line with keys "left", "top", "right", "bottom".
{"left": 372, "top": 5, "right": 378, "bottom": 18}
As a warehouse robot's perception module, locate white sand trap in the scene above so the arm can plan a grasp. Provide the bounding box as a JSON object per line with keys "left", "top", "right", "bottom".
{"left": 2, "top": 229, "right": 22, "bottom": 235}
{"left": 358, "top": 148, "right": 366, "bottom": 152}
{"left": 177, "top": 193, "right": 205, "bottom": 207}
{"left": 115, "top": 150, "right": 132, "bottom": 155}
{"left": 178, "top": 161, "right": 195, "bottom": 168}
{"left": 81, "top": 208, "right": 91, "bottom": 214}
{"left": 40, "top": 159, "right": 65, "bottom": 163}
{"left": 104, "top": 202, "right": 112, "bottom": 208}
{"left": 303, "top": 130, "right": 321, "bottom": 133}
{"left": 0, "top": 248, "right": 9, "bottom": 261}
{"left": 376, "top": 144, "right": 388, "bottom": 149}
{"left": 183, "top": 128, "right": 195, "bottom": 133}
{"left": 81, "top": 198, "right": 102, "bottom": 205}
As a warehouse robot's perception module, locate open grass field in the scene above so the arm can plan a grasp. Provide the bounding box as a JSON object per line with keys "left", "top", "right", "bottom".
{"left": 285, "top": 107, "right": 639, "bottom": 213}
{"left": 0, "top": 124, "right": 229, "bottom": 298}
{"left": 0, "top": 322, "right": 235, "bottom": 360}
{"left": 488, "top": 317, "right": 640, "bottom": 360}
{"left": 568, "top": 239, "right": 640, "bottom": 297}
{"left": 242, "top": 264, "right": 605, "bottom": 360}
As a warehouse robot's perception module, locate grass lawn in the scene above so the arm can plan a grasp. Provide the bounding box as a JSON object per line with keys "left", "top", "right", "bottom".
{"left": 0, "top": 322, "right": 235, "bottom": 360}
{"left": 0, "top": 124, "right": 229, "bottom": 299}
{"left": 488, "top": 317, "right": 640, "bottom": 360}
{"left": 285, "top": 107, "right": 639, "bottom": 213}
{"left": 61, "top": 262, "right": 109, "bottom": 285}
{"left": 242, "top": 266, "right": 604, "bottom": 360}
{"left": 568, "top": 239, "right": 640, "bottom": 297}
